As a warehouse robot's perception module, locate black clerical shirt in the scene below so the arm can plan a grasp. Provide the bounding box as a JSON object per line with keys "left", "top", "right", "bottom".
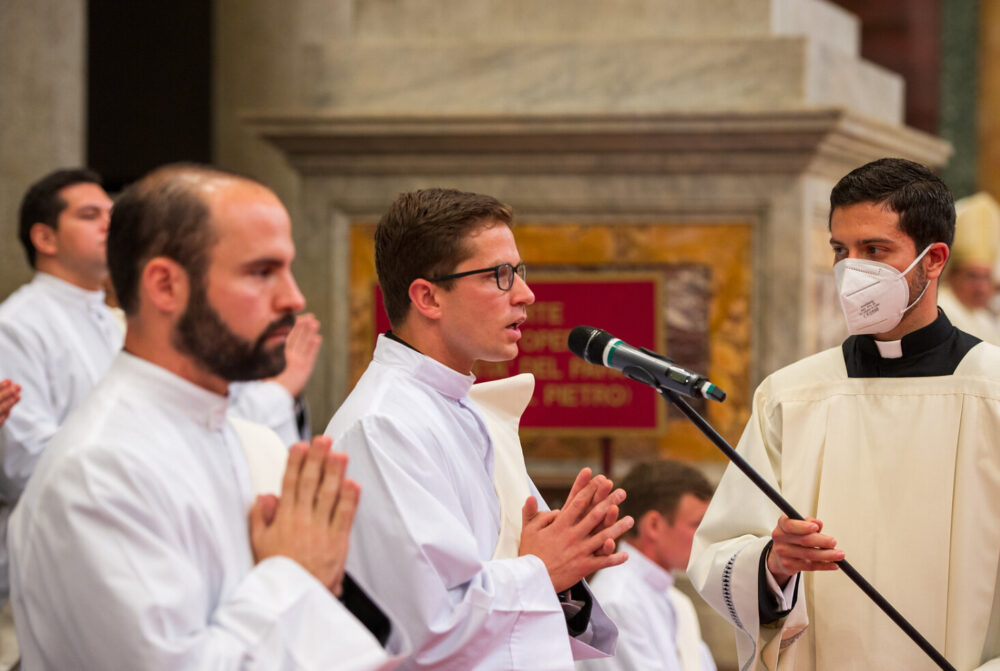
{"left": 759, "top": 309, "right": 981, "bottom": 624}
{"left": 842, "top": 310, "right": 980, "bottom": 378}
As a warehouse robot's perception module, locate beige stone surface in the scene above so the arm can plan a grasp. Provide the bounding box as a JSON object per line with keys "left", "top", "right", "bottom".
{"left": 770, "top": 0, "right": 859, "bottom": 55}
{"left": 807, "top": 40, "right": 905, "bottom": 125}
{"left": 352, "top": 0, "right": 857, "bottom": 54}
{"left": 0, "top": 0, "right": 86, "bottom": 298}
{"left": 293, "top": 38, "right": 900, "bottom": 124}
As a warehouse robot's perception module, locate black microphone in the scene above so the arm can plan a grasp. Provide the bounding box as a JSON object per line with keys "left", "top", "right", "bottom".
{"left": 567, "top": 325, "right": 726, "bottom": 402}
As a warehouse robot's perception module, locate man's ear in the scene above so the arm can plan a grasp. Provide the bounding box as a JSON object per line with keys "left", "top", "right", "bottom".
{"left": 637, "top": 510, "right": 663, "bottom": 541}
{"left": 141, "top": 257, "right": 190, "bottom": 315}
{"left": 29, "top": 223, "right": 58, "bottom": 258}
{"left": 925, "top": 241, "right": 950, "bottom": 280}
{"left": 408, "top": 278, "right": 443, "bottom": 321}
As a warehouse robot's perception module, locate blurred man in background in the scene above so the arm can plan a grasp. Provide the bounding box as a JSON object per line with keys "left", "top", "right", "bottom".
{"left": 579, "top": 460, "right": 716, "bottom": 671}
{"left": 938, "top": 191, "right": 1000, "bottom": 344}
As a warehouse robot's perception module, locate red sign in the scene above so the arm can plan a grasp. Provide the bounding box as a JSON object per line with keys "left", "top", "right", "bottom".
{"left": 374, "top": 274, "right": 661, "bottom": 432}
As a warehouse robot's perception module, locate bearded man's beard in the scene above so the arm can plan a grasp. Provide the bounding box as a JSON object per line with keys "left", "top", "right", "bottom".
{"left": 173, "top": 282, "right": 293, "bottom": 382}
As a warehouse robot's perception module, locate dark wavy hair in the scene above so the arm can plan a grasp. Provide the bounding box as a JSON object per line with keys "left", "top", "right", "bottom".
{"left": 829, "top": 158, "right": 955, "bottom": 250}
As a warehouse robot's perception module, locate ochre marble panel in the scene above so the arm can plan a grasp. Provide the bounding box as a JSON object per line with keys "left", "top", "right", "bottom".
{"left": 350, "top": 222, "right": 752, "bottom": 473}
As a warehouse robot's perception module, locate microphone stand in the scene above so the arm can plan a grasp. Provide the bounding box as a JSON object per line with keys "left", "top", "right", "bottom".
{"left": 660, "top": 387, "right": 956, "bottom": 671}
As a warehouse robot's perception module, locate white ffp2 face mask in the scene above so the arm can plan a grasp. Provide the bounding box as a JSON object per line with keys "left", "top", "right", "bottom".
{"left": 834, "top": 245, "right": 932, "bottom": 335}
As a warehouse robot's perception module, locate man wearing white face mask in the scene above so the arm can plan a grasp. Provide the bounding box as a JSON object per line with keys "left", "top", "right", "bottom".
{"left": 689, "top": 158, "right": 1000, "bottom": 670}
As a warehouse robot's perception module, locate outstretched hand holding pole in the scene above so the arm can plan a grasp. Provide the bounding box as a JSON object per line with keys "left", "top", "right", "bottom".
{"left": 768, "top": 515, "right": 844, "bottom": 586}
{"left": 567, "top": 325, "right": 956, "bottom": 671}
{"left": 661, "top": 388, "right": 955, "bottom": 671}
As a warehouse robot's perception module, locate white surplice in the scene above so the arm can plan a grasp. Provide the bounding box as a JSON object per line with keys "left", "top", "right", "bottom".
{"left": 688, "top": 344, "right": 1000, "bottom": 671}
{"left": 0, "top": 272, "right": 123, "bottom": 599}
{"left": 8, "top": 352, "right": 402, "bottom": 670}
{"left": 229, "top": 381, "right": 302, "bottom": 446}
{"left": 577, "top": 540, "right": 716, "bottom": 671}
{"left": 325, "top": 335, "right": 617, "bottom": 671}
{"left": 937, "top": 287, "right": 1000, "bottom": 346}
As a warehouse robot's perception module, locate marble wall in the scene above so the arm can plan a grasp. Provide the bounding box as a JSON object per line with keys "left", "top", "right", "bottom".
{"left": 0, "top": 0, "right": 87, "bottom": 298}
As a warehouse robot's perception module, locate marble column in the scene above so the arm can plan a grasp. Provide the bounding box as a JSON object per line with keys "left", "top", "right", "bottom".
{"left": 0, "top": 0, "right": 87, "bottom": 298}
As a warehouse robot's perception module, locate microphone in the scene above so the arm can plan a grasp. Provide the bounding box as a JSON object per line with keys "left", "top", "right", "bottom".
{"left": 567, "top": 325, "right": 726, "bottom": 402}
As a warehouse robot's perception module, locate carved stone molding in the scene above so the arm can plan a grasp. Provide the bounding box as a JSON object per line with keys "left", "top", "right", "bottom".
{"left": 248, "top": 108, "right": 951, "bottom": 180}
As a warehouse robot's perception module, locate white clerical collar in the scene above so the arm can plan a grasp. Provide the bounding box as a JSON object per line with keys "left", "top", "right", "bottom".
{"left": 33, "top": 271, "right": 107, "bottom": 307}
{"left": 375, "top": 334, "right": 475, "bottom": 401}
{"left": 115, "top": 351, "right": 230, "bottom": 430}
{"left": 617, "top": 539, "right": 674, "bottom": 592}
{"left": 874, "top": 339, "right": 903, "bottom": 359}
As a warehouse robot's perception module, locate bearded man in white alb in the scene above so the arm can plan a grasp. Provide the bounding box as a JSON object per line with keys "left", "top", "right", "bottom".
{"left": 9, "top": 164, "right": 404, "bottom": 670}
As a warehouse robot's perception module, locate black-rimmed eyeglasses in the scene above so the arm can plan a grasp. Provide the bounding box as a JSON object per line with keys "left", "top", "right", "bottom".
{"left": 427, "top": 262, "right": 527, "bottom": 291}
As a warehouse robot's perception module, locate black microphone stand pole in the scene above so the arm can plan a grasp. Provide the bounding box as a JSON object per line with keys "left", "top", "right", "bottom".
{"left": 660, "top": 387, "right": 955, "bottom": 671}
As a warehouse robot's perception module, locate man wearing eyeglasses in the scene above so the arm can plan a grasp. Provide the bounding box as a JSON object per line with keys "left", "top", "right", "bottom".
{"left": 325, "top": 188, "right": 628, "bottom": 670}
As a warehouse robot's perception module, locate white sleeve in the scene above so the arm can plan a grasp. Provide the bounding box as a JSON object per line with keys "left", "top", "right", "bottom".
{"left": 525, "top": 479, "right": 618, "bottom": 660}
{"left": 10, "top": 447, "right": 400, "bottom": 671}
{"left": 338, "top": 415, "right": 581, "bottom": 670}
{"left": 228, "top": 381, "right": 300, "bottom": 447}
{"left": 763, "top": 561, "right": 799, "bottom": 610}
{"left": 0, "top": 322, "right": 59, "bottom": 500}
{"left": 686, "top": 383, "right": 808, "bottom": 670}
{"left": 574, "top": 596, "right": 676, "bottom": 671}
{"left": 699, "top": 641, "right": 717, "bottom": 671}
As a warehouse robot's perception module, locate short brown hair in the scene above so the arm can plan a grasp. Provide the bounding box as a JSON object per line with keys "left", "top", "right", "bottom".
{"left": 619, "top": 460, "right": 714, "bottom": 535}
{"left": 375, "top": 188, "right": 513, "bottom": 326}
{"left": 108, "top": 163, "right": 257, "bottom": 314}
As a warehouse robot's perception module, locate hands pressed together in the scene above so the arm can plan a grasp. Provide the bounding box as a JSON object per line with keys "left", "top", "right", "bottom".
{"left": 518, "top": 467, "right": 634, "bottom": 593}
{"left": 249, "top": 435, "right": 357, "bottom": 597}
{"left": 766, "top": 514, "right": 845, "bottom": 588}
{"left": 248, "top": 445, "right": 636, "bottom": 600}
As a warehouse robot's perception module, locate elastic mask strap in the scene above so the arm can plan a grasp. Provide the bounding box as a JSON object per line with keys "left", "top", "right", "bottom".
{"left": 902, "top": 244, "right": 934, "bottom": 312}
{"left": 902, "top": 244, "right": 933, "bottom": 276}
